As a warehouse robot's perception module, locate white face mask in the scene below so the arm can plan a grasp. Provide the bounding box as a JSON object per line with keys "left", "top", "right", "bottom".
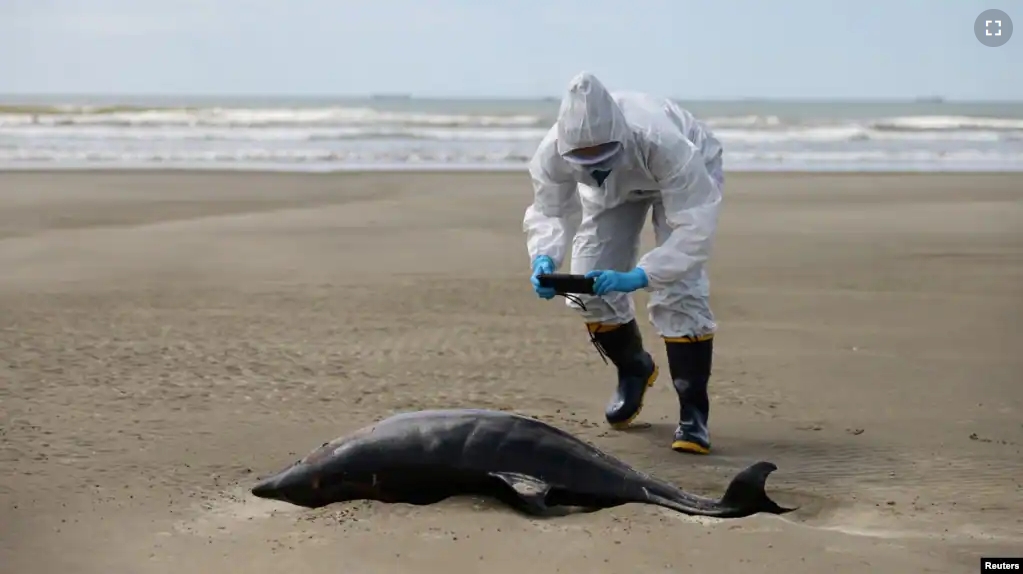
{"left": 564, "top": 156, "right": 616, "bottom": 186}
{"left": 563, "top": 143, "right": 622, "bottom": 186}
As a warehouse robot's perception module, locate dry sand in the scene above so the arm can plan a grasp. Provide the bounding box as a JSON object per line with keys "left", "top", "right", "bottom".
{"left": 1, "top": 170, "right": 1021, "bottom": 573}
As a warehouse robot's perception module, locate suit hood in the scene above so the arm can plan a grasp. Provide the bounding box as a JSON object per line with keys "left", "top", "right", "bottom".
{"left": 555, "top": 72, "right": 629, "bottom": 162}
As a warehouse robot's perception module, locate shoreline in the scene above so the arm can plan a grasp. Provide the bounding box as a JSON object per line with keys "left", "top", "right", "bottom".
{"left": 3, "top": 165, "right": 1023, "bottom": 176}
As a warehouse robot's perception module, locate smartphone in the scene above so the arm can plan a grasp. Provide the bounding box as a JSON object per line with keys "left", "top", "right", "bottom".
{"left": 536, "top": 273, "right": 595, "bottom": 294}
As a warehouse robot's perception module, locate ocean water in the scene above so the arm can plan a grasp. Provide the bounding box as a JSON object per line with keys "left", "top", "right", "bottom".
{"left": 2, "top": 95, "right": 1023, "bottom": 172}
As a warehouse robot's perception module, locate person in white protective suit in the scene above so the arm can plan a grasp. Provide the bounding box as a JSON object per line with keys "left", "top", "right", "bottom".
{"left": 524, "top": 71, "right": 724, "bottom": 455}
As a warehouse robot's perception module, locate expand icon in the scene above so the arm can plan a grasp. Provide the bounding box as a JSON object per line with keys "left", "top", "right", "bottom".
{"left": 975, "top": 9, "right": 1013, "bottom": 47}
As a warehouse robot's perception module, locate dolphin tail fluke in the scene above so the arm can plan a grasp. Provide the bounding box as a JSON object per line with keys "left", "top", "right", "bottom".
{"left": 720, "top": 461, "right": 796, "bottom": 516}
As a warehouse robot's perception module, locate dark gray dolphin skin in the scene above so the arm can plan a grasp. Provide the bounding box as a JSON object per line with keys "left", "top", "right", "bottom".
{"left": 251, "top": 409, "right": 795, "bottom": 518}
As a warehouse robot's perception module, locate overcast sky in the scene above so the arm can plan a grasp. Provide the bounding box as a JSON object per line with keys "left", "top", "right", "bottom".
{"left": 1, "top": 0, "right": 1018, "bottom": 99}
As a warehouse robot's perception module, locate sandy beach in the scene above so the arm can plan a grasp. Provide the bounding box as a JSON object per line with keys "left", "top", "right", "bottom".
{"left": 1, "top": 170, "right": 1021, "bottom": 573}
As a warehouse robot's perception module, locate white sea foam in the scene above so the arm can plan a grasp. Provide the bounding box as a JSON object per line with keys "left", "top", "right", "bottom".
{"left": 0, "top": 106, "right": 543, "bottom": 128}
{"left": 869, "top": 115, "right": 1023, "bottom": 132}
{"left": 2, "top": 124, "right": 1013, "bottom": 144}
{"left": 2, "top": 104, "right": 1022, "bottom": 171}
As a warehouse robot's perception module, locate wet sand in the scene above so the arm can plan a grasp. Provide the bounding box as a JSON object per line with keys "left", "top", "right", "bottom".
{"left": 1, "top": 170, "right": 1021, "bottom": 573}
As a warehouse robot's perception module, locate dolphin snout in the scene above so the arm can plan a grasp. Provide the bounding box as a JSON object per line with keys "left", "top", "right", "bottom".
{"left": 250, "top": 463, "right": 324, "bottom": 507}
{"left": 251, "top": 475, "right": 280, "bottom": 499}
{"left": 251, "top": 463, "right": 300, "bottom": 500}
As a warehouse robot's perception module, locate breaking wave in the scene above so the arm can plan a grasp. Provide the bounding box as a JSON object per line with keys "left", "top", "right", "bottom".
{"left": 2, "top": 104, "right": 1022, "bottom": 171}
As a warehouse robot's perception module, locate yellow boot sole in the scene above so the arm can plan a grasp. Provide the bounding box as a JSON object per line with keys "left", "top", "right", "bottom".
{"left": 670, "top": 440, "right": 711, "bottom": 455}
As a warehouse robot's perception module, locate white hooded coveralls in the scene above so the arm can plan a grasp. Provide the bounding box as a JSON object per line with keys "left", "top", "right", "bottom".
{"left": 523, "top": 72, "right": 724, "bottom": 339}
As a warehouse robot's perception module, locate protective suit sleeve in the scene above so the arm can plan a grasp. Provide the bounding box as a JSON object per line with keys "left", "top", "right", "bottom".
{"left": 636, "top": 137, "right": 722, "bottom": 290}
{"left": 522, "top": 146, "right": 581, "bottom": 270}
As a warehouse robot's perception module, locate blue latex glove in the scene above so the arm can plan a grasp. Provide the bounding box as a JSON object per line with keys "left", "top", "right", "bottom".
{"left": 530, "top": 255, "right": 557, "bottom": 300}
{"left": 586, "top": 268, "right": 649, "bottom": 295}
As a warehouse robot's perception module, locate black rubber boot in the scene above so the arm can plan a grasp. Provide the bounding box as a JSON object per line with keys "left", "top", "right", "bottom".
{"left": 665, "top": 337, "right": 713, "bottom": 454}
{"left": 588, "top": 320, "right": 659, "bottom": 429}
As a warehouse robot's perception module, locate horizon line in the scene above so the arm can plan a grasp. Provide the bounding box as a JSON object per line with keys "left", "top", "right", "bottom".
{"left": 1, "top": 92, "right": 1021, "bottom": 104}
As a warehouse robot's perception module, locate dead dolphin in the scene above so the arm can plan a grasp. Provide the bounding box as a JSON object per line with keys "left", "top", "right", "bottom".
{"left": 251, "top": 409, "right": 794, "bottom": 518}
